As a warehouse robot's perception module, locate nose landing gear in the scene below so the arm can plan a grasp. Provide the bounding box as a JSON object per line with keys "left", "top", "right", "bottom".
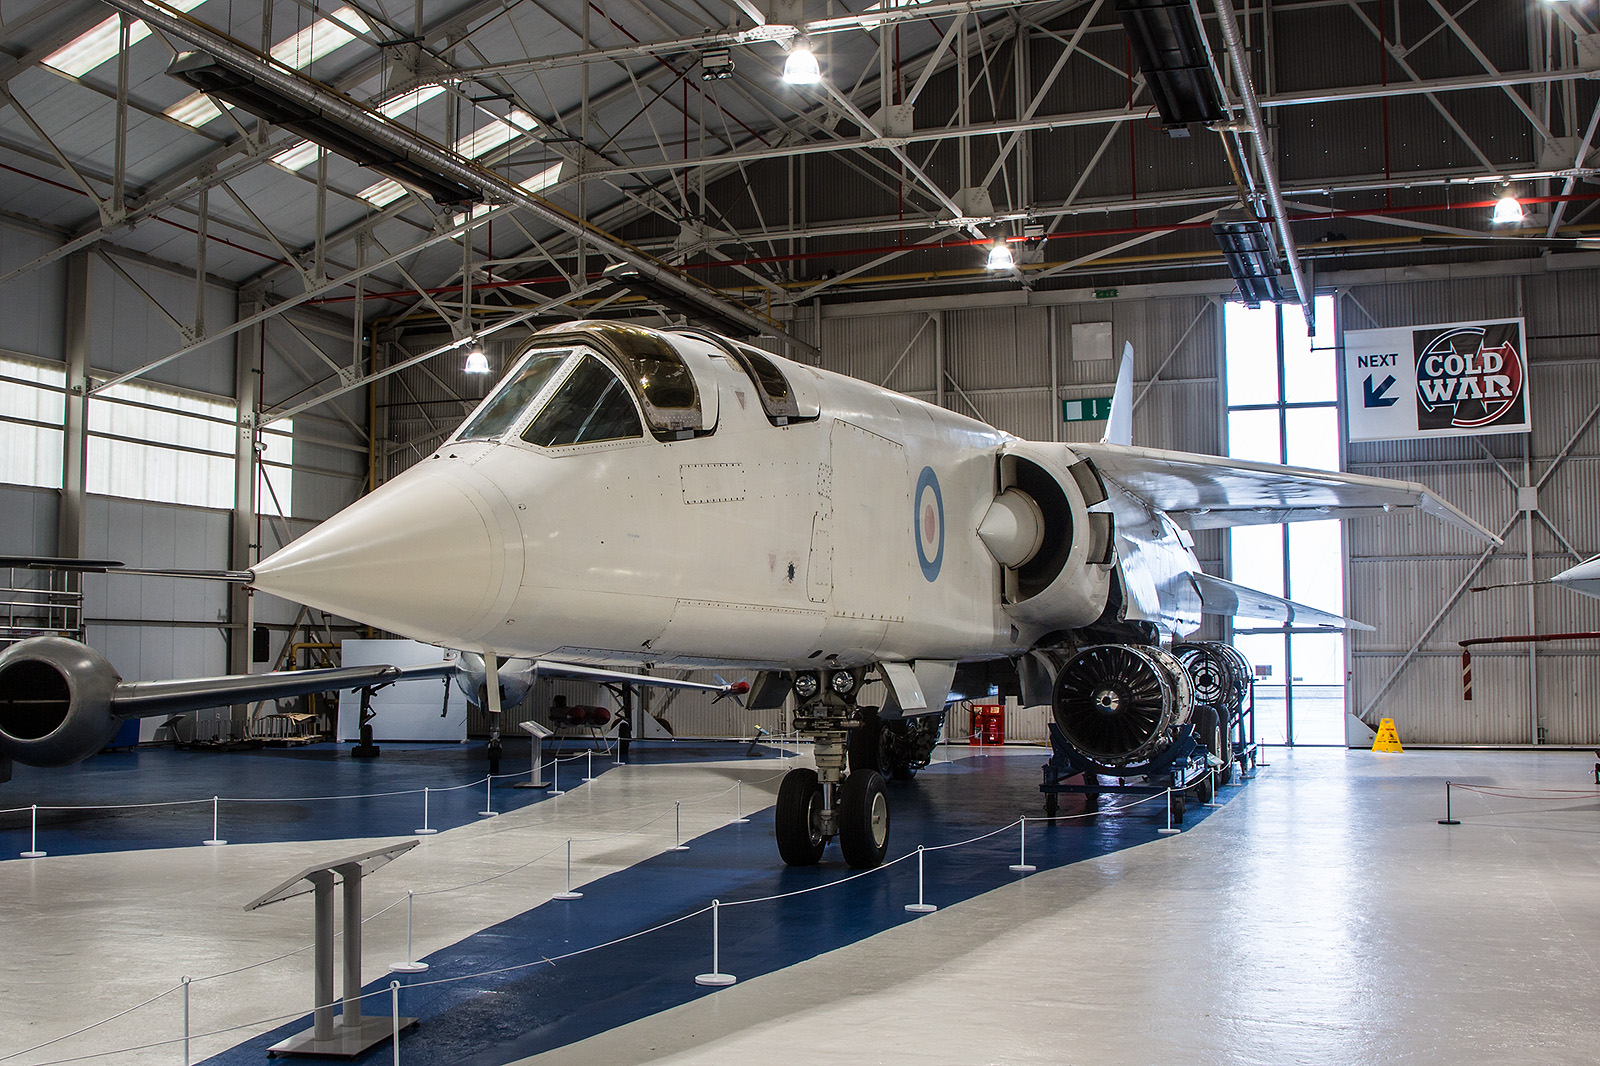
{"left": 776, "top": 669, "right": 895, "bottom": 869}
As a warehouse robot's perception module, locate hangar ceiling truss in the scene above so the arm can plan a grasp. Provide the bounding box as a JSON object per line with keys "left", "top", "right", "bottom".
{"left": 0, "top": 0, "right": 1595, "bottom": 413}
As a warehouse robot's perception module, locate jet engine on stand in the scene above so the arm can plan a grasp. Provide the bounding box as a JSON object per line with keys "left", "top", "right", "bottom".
{"left": 1037, "top": 641, "right": 1254, "bottom": 823}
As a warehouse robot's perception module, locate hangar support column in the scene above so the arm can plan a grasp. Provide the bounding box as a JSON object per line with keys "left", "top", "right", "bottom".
{"left": 229, "top": 289, "right": 265, "bottom": 734}
{"left": 56, "top": 252, "right": 91, "bottom": 569}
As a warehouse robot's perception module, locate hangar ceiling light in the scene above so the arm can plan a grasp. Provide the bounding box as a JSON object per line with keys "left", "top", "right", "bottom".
{"left": 1492, "top": 190, "right": 1525, "bottom": 224}
{"left": 783, "top": 39, "right": 821, "bottom": 84}
{"left": 986, "top": 239, "right": 1016, "bottom": 271}
{"left": 43, "top": 0, "right": 210, "bottom": 78}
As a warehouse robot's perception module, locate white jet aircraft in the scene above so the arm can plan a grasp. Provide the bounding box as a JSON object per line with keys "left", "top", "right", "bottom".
{"left": 1552, "top": 556, "right": 1600, "bottom": 599}
{"left": 0, "top": 320, "right": 1498, "bottom": 867}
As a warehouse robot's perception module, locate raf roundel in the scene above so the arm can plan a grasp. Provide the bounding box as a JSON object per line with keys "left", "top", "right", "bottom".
{"left": 914, "top": 466, "right": 944, "bottom": 582}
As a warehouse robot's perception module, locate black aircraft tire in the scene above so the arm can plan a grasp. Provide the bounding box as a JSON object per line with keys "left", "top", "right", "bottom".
{"left": 838, "top": 770, "right": 890, "bottom": 869}
{"left": 849, "top": 708, "right": 882, "bottom": 775}
{"left": 776, "top": 768, "right": 827, "bottom": 866}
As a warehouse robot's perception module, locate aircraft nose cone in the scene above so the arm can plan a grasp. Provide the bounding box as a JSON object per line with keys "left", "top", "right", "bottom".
{"left": 252, "top": 467, "right": 522, "bottom": 645}
{"left": 1553, "top": 555, "right": 1600, "bottom": 600}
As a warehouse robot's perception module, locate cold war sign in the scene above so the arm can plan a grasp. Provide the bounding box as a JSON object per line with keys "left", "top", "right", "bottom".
{"left": 1343, "top": 318, "right": 1531, "bottom": 442}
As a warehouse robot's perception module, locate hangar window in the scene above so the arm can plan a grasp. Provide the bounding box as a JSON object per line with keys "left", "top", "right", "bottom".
{"left": 1223, "top": 294, "right": 1344, "bottom": 747}
{"left": 87, "top": 381, "right": 280, "bottom": 511}
{"left": 521, "top": 354, "right": 643, "bottom": 448}
{"left": 0, "top": 354, "right": 65, "bottom": 490}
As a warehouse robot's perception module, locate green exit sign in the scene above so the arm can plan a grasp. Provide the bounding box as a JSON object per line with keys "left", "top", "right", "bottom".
{"left": 1094, "top": 288, "right": 1118, "bottom": 299}
{"left": 1062, "top": 397, "right": 1114, "bottom": 422}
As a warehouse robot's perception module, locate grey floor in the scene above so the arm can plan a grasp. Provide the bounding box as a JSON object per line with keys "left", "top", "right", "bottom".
{"left": 4, "top": 747, "right": 1600, "bottom": 1065}
{"left": 528, "top": 748, "right": 1600, "bottom": 1066}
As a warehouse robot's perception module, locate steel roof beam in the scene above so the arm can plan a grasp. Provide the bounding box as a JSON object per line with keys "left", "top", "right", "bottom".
{"left": 86, "top": 0, "right": 804, "bottom": 376}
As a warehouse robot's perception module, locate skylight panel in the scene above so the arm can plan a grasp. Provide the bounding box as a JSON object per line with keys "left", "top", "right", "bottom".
{"left": 519, "top": 162, "right": 563, "bottom": 194}
{"left": 165, "top": 93, "right": 224, "bottom": 128}
{"left": 43, "top": 0, "right": 209, "bottom": 79}
{"left": 455, "top": 110, "right": 539, "bottom": 159}
{"left": 269, "top": 5, "right": 372, "bottom": 68}
{"left": 358, "top": 178, "right": 408, "bottom": 208}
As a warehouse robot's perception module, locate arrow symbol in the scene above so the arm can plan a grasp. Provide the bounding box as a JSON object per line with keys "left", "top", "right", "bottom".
{"left": 1364, "top": 373, "right": 1398, "bottom": 408}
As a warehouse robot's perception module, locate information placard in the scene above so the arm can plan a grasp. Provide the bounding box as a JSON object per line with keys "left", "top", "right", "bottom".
{"left": 1343, "top": 318, "right": 1530, "bottom": 442}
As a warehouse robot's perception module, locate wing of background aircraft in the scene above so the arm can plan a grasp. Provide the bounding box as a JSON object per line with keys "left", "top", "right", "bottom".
{"left": 1189, "top": 572, "right": 1374, "bottom": 631}
{"left": 1071, "top": 441, "right": 1502, "bottom": 543}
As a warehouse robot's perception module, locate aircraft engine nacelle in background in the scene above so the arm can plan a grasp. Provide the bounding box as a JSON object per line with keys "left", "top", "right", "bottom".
{"left": 977, "top": 443, "right": 1116, "bottom": 643}
{"left": 450, "top": 651, "right": 537, "bottom": 710}
{"left": 0, "top": 635, "right": 123, "bottom": 769}
{"left": 1051, "top": 644, "right": 1195, "bottom": 769}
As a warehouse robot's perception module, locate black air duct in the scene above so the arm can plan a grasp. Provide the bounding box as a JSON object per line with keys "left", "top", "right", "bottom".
{"left": 1211, "top": 206, "right": 1288, "bottom": 306}
{"left": 167, "top": 52, "right": 486, "bottom": 207}
{"left": 1117, "top": 0, "right": 1226, "bottom": 129}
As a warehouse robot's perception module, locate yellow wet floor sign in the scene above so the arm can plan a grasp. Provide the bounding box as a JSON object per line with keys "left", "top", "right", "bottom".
{"left": 1371, "top": 718, "right": 1403, "bottom": 753}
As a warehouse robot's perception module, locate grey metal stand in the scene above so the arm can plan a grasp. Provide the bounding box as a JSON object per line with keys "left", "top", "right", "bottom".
{"left": 248, "top": 842, "right": 420, "bottom": 1058}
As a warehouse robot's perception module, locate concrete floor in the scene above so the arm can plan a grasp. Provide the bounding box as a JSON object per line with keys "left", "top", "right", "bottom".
{"left": 4, "top": 746, "right": 1600, "bottom": 1065}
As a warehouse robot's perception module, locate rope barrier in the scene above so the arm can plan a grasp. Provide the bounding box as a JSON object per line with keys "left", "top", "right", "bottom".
{"left": 5, "top": 755, "right": 1212, "bottom": 1064}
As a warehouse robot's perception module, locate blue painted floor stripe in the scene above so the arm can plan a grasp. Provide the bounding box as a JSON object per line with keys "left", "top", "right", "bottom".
{"left": 198, "top": 753, "right": 1238, "bottom": 1066}
{"left": 0, "top": 740, "right": 755, "bottom": 859}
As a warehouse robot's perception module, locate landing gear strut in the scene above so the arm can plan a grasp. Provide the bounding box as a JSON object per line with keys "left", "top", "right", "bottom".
{"left": 775, "top": 669, "right": 893, "bottom": 869}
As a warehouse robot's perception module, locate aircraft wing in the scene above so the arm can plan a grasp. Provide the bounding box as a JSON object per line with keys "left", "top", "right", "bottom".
{"left": 1191, "top": 572, "right": 1375, "bottom": 632}
{"left": 534, "top": 660, "right": 745, "bottom": 696}
{"left": 113, "top": 661, "right": 455, "bottom": 718}
{"left": 1071, "top": 442, "right": 1501, "bottom": 544}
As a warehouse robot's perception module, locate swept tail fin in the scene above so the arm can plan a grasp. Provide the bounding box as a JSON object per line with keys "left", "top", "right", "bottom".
{"left": 1101, "top": 343, "right": 1134, "bottom": 446}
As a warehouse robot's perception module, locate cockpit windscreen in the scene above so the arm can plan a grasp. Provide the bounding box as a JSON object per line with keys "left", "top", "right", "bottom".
{"left": 455, "top": 350, "right": 569, "bottom": 441}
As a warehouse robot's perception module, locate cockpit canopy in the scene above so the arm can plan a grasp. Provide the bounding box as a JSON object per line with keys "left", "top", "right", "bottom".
{"left": 449, "top": 321, "right": 816, "bottom": 449}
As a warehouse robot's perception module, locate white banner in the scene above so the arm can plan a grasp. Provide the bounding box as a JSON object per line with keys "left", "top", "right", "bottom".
{"left": 1343, "top": 318, "right": 1530, "bottom": 442}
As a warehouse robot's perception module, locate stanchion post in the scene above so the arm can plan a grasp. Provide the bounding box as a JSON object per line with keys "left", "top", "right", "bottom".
{"left": 182, "top": 974, "right": 191, "bottom": 1066}
{"left": 389, "top": 891, "right": 428, "bottom": 974}
{"left": 1009, "top": 817, "right": 1036, "bottom": 872}
{"left": 479, "top": 776, "right": 498, "bottom": 818}
{"left": 1439, "top": 780, "right": 1461, "bottom": 825}
{"left": 732, "top": 780, "right": 749, "bottom": 824}
{"left": 1158, "top": 788, "right": 1181, "bottom": 834}
{"left": 553, "top": 840, "right": 583, "bottom": 900}
{"left": 414, "top": 787, "right": 438, "bottom": 836}
{"left": 694, "top": 900, "right": 737, "bottom": 986}
{"left": 584, "top": 749, "right": 594, "bottom": 782}
{"left": 390, "top": 980, "right": 401, "bottom": 1066}
{"left": 905, "top": 846, "right": 937, "bottom": 913}
{"left": 670, "top": 801, "right": 689, "bottom": 851}
{"left": 549, "top": 756, "right": 564, "bottom": 797}
{"left": 204, "top": 795, "right": 227, "bottom": 845}
{"left": 21, "top": 804, "right": 45, "bottom": 858}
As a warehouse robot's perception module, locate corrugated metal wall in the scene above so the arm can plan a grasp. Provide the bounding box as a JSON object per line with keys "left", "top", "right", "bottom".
{"left": 1345, "top": 269, "right": 1600, "bottom": 744}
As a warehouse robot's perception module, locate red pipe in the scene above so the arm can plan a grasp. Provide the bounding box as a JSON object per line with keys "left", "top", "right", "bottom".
{"left": 1458, "top": 633, "right": 1600, "bottom": 701}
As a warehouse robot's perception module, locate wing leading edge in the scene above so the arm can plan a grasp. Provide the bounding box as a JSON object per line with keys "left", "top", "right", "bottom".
{"left": 1190, "top": 572, "right": 1375, "bottom": 632}
{"left": 1070, "top": 441, "right": 1501, "bottom": 544}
